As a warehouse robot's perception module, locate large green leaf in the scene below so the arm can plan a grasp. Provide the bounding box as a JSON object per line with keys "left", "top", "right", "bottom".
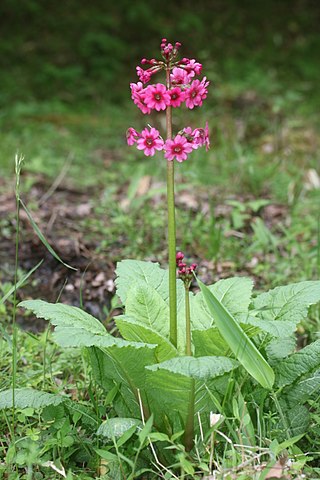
{"left": 19, "top": 300, "right": 106, "bottom": 334}
{"left": 190, "top": 277, "right": 254, "bottom": 330}
{"left": 197, "top": 279, "right": 275, "bottom": 389}
{"left": 125, "top": 284, "right": 169, "bottom": 337}
{"left": 275, "top": 339, "right": 320, "bottom": 388}
{"left": 89, "top": 343, "right": 157, "bottom": 418}
{"left": 147, "top": 356, "right": 238, "bottom": 380}
{"left": 115, "top": 260, "right": 170, "bottom": 303}
{"left": 116, "top": 315, "right": 177, "bottom": 362}
{"left": 253, "top": 281, "right": 320, "bottom": 324}
{"left": 192, "top": 323, "right": 260, "bottom": 357}
{"left": 283, "top": 370, "right": 320, "bottom": 407}
{"left": 145, "top": 356, "right": 238, "bottom": 432}
{"left": 243, "top": 317, "right": 297, "bottom": 338}
{"left": 0, "top": 388, "right": 66, "bottom": 409}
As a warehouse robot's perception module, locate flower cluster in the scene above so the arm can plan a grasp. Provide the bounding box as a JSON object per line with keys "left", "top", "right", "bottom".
{"left": 126, "top": 122, "right": 209, "bottom": 162}
{"left": 127, "top": 39, "right": 210, "bottom": 163}
{"left": 130, "top": 73, "right": 209, "bottom": 113}
{"left": 176, "top": 251, "right": 197, "bottom": 286}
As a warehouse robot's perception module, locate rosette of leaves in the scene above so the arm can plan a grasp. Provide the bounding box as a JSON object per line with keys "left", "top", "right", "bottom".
{"left": 3, "top": 260, "right": 320, "bottom": 449}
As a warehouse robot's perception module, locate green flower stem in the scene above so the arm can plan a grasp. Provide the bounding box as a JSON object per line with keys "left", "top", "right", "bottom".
{"left": 184, "top": 378, "right": 195, "bottom": 451}
{"left": 185, "top": 285, "right": 192, "bottom": 356}
{"left": 166, "top": 68, "right": 177, "bottom": 348}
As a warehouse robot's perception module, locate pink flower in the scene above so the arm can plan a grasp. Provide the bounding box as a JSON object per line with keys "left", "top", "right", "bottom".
{"left": 169, "top": 87, "right": 185, "bottom": 108}
{"left": 130, "top": 82, "right": 151, "bottom": 114}
{"left": 184, "top": 59, "right": 202, "bottom": 76}
{"left": 126, "top": 127, "right": 140, "bottom": 146}
{"left": 136, "top": 66, "right": 152, "bottom": 84}
{"left": 144, "top": 83, "right": 171, "bottom": 111}
{"left": 164, "top": 134, "right": 194, "bottom": 162}
{"left": 136, "top": 127, "right": 164, "bottom": 156}
{"left": 182, "top": 123, "right": 210, "bottom": 150}
{"left": 185, "top": 77, "right": 209, "bottom": 109}
{"left": 170, "top": 67, "right": 192, "bottom": 86}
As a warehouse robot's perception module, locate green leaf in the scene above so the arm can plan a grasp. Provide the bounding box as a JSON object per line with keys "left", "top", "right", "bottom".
{"left": 197, "top": 279, "right": 275, "bottom": 389}
{"left": 0, "top": 388, "right": 66, "bottom": 409}
{"left": 52, "top": 325, "right": 141, "bottom": 348}
{"left": 190, "top": 277, "right": 254, "bottom": 330}
{"left": 193, "top": 327, "right": 229, "bottom": 356}
{"left": 283, "top": 370, "right": 320, "bottom": 407}
{"left": 89, "top": 343, "right": 157, "bottom": 418}
{"left": 145, "top": 356, "right": 236, "bottom": 433}
{"left": 116, "top": 315, "right": 177, "bottom": 362}
{"left": 115, "top": 260, "right": 170, "bottom": 303}
{"left": 193, "top": 323, "right": 260, "bottom": 357}
{"left": 0, "top": 260, "right": 43, "bottom": 305}
{"left": 244, "top": 317, "right": 297, "bottom": 338}
{"left": 275, "top": 405, "right": 310, "bottom": 440}
{"left": 125, "top": 284, "right": 169, "bottom": 337}
{"left": 266, "top": 337, "right": 296, "bottom": 363}
{"left": 97, "top": 417, "right": 140, "bottom": 439}
{"left": 19, "top": 199, "right": 76, "bottom": 271}
{"left": 19, "top": 300, "right": 106, "bottom": 334}
{"left": 138, "top": 414, "right": 153, "bottom": 445}
{"left": 275, "top": 339, "right": 320, "bottom": 388}
{"left": 146, "top": 355, "right": 238, "bottom": 380}
{"left": 253, "top": 281, "right": 320, "bottom": 324}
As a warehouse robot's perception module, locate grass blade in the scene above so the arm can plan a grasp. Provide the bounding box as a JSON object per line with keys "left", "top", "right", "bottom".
{"left": 0, "top": 260, "right": 43, "bottom": 305}
{"left": 19, "top": 198, "right": 76, "bottom": 271}
{"left": 197, "top": 278, "right": 275, "bottom": 389}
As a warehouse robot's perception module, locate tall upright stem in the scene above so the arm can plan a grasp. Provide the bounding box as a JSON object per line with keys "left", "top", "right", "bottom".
{"left": 185, "top": 285, "right": 192, "bottom": 356}
{"left": 166, "top": 68, "right": 177, "bottom": 348}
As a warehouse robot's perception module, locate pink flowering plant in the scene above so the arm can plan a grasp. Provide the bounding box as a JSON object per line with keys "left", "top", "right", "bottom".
{"left": 15, "top": 39, "right": 320, "bottom": 476}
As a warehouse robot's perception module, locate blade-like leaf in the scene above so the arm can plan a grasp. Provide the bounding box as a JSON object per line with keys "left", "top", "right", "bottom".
{"left": 116, "top": 315, "right": 177, "bottom": 362}
{"left": 0, "top": 388, "right": 66, "bottom": 409}
{"left": 0, "top": 260, "right": 43, "bottom": 305}
{"left": 20, "top": 198, "right": 76, "bottom": 271}
{"left": 197, "top": 279, "right": 275, "bottom": 389}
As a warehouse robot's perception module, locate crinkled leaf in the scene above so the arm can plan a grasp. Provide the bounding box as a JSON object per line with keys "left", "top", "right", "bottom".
{"left": 19, "top": 300, "right": 106, "bottom": 334}
{"left": 52, "top": 326, "right": 145, "bottom": 348}
{"left": 190, "top": 277, "right": 254, "bottom": 330}
{"left": 125, "top": 284, "right": 169, "bottom": 337}
{"left": 274, "top": 405, "right": 310, "bottom": 441}
{"left": 266, "top": 337, "right": 297, "bottom": 364}
{"left": 244, "top": 316, "right": 297, "bottom": 338}
{"left": 253, "top": 281, "right": 320, "bottom": 324}
{"left": 275, "top": 339, "right": 320, "bottom": 388}
{"left": 115, "top": 260, "right": 170, "bottom": 303}
{"left": 0, "top": 388, "right": 66, "bottom": 409}
{"left": 146, "top": 355, "right": 238, "bottom": 380}
{"left": 198, "top": 279, "right": 275, "bottom": 389}
{"left": 284, "top": 370, "right": 320, "bottom": 407}
{"left": 116, "top": 315, "right": 177, "bottom": 362}
{"left": 97, "top": 418, "right": 140, "bottom": 439}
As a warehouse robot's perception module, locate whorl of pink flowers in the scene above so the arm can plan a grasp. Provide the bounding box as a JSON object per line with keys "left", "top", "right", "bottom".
{"left": 127, "top": 39, "right": 210, "bottom": 162}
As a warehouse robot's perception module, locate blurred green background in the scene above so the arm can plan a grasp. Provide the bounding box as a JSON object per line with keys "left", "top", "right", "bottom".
{"left": 0, "top": 0, "right": 319, "bottom": 288}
